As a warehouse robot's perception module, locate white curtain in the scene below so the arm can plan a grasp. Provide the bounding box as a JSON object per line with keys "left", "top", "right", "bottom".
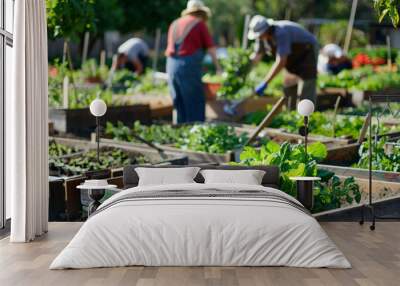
{"left": 7, "top": 0, "right": 49, "bottom": 242}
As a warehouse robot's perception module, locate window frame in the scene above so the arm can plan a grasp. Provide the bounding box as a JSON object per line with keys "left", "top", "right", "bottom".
{"left": 0, "top": 0, "right": 14, "bottom": 230}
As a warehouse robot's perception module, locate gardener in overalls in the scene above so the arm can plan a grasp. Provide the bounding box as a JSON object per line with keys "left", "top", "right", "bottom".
{"left": 165, "top": 0, "right": 221, "bottom": 123}
{"left": 248, "top": 15, "right": 319, "bottom": 110}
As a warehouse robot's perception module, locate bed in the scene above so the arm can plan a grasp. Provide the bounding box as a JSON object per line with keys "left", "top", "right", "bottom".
{"left": 50, "top": 165, "right": 351, "bottom": 269}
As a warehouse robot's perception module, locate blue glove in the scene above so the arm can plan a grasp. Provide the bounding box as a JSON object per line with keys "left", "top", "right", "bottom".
{"left": 255, "top": 81, "right": 268, "bottom": 96}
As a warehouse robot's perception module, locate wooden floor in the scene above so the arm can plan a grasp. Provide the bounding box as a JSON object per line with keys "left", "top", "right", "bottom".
{"left": 0, "top": 222, "right": 399, "bottom": 286}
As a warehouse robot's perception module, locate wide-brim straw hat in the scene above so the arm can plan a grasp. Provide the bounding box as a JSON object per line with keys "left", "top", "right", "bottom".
{"left": 181, "top": 0, "right": 211, "bottom": 17}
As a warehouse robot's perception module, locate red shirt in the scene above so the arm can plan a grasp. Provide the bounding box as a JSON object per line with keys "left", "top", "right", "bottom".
{"left": 165, "top": 15, "right": 214, "bottom": 57}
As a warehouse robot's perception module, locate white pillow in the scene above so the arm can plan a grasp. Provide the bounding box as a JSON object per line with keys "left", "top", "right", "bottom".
{"left": 135, "top": 167, "right": 200, "bottom": 186}
{"left": 200, "top": 169, "right": 266, "bottom": 185}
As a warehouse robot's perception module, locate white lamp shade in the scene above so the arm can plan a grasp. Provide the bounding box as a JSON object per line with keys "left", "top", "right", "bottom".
{"left": 297, "top": 99, "right": 315, "bottom": 116}
{"left": 90, "top": 99, "right": 107, "bottom": 117}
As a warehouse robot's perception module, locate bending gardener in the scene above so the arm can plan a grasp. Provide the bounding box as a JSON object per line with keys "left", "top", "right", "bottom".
{"left": 248, "top": 15, "right": 318, "bottom": 110}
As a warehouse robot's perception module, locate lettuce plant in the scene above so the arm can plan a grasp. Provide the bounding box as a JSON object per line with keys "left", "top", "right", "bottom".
{"left": 238, "top": 141, "right": 361, "bottom": 213}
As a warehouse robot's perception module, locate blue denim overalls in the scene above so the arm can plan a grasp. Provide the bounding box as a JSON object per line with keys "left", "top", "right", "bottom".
{"left": 166, "top": 19, "right": 205, "bottom": 123}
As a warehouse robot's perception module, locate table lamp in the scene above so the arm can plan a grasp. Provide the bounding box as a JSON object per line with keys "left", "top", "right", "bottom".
{"left": 90, "top": 98, "right": 107, "bottom": 163}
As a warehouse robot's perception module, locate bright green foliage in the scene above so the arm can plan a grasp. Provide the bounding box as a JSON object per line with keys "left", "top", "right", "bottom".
{"left": 318, "top": 66, "right": 375, "bottom": 89}
{"left": 244, "top": 109, "right": 365, "bottom": 140}
{"left": 205, "top": 51, "right": 284, "bottom": 100}
{"left": 217, "top": 48, "right": 253, "bottom": 100}
{"left": 348, "top": 47, "right": 399, "bottom": 60}
{"left": 49, "top": 141, "right": 79, "bottom": 158}
{"left": 313, "top": 175, "right": 361, "bottom": 213}
{"left": 238, "top": 141, "right": 361, "bottom": 213}
{"left": 356, "top": 72, "right": 400, "bottom": 91}
{"left": 180, "top": 124, "right": 248, "bottom": 154}
{"left": 374, "top": 0, "right": 400, "bottom": 27}
{"left": 79, "top": 59, "right": 109, "bottom": 82}
{"left": 106, "top": 121, "right": 191, "bottom": 145}
{"left": 48, "top": 60, "right": 116, "bottom": 109}
{"left": 48, "top": 60, "right": 169, "bottom": 109}
{"left": 125, "top": 72, "right": 169, "bottom": 96}
{"left": 67, "top": 88, "right": 114, "bottom": 110}
{"left": 46, "top": 0, "right": 96, "bottom": 41}
{"left": 106, "top": 122, "right": 248, "bottom": 154}
{"left": 356, "top": 137, "right": 400, "bottom": 172}
{"left": 49, "top": 148, "right": 148, "bottom": 176}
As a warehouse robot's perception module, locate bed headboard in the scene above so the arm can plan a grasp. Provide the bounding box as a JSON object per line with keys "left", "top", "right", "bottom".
{"left": 123, "top": 165, "right": 280, "bottom": 189}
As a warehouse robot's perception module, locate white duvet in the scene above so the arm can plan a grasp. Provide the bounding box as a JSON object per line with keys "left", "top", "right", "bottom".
{"left": 50, "top": 183, "right": 351, "bottom": 269}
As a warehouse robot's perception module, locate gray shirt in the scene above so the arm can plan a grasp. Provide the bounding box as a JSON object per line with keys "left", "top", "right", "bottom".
{"left": 118, "top": 38, "right": 149, "bottom": 61}
{"left": 255, "top": 21, "right": 317, "bottom": 57}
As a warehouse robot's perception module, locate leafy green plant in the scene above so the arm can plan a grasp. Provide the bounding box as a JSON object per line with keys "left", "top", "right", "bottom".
{"left": 208, "top": 53, "right": 284, "bottom": 100}
{"left": 355, "top": 137, "right": 400, "bottom": 172}
{"left": 49, "top": 141, "right": 79, "bottom": 158}
{"left": 313, "top": 174, "right": 361, "bottom": 213}
{"left": 244, "top": 108, "right": 365, "bottom": 140}
{"left": 106, "top": 121, "right": 247, "bottom": 154}
{"left": 125, "top": 71, "right": 169, "bottom": 95}
{"left": 374, "top": 0, "right": 400, "bottom": 27}
{"left": 348, "top": 46, "right": 398, "bottom": 61}
{"left": 106, "top": 121, "right": 190, "bottom": 145}
{"left": 179, "top": 124, "right": 248, "bottom": 154}
{"left": 317, "top": 66, "right": 375, "bottom": 89}
{"left": 238, "top": 141, "right": 361, "bottom": 213}
{"left": 78, "top": 59, "right": 109, "bottom": 82}
{"left": 217, "top": 48, "right": 253, "bottom": 100}
{"left": 49, "top": 148, "right": 148, "bottom": 176}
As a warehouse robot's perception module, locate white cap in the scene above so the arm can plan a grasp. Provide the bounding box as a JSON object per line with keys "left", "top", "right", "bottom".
{"left": 248, "top": 15, "right": 274, "bottom": 40}
{"left": 181, "top": 0, "right": 211, "bottom": 17}
{"left": 321, "top": 44, "right": 344, "bottom": 58}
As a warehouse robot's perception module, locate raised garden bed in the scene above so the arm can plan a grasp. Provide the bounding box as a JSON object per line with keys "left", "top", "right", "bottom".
{"left": 48, "top": 137, "right": 189, "bottom": 221}
{"left": 49, "top": 104, "right": 152, "bottom": 138}
{"left": 50, "top": 137, "right": 188, "bottom": 167}
{"left": 206, "top": 96, "right": 280, "bottom": 122}
{"left": 318, "top": 164, "right": 400, "bottom": 216}
{"left": 104, "top": 122, "right": 250, "bottom": 164}
{"left": 111, "top": 94, "right": 173, "bottom": 120}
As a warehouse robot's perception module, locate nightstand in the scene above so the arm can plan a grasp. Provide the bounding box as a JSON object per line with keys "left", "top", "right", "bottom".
{"left": 77, "top": 183, "right": 117, "bottom": 216}
{"left": 289, "top": 177, "right": 321, "bottom": 210}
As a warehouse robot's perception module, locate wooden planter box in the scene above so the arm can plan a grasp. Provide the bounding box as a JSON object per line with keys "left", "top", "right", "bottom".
{"left": 50, "top": 136, "right": 189, "bottom": 167}
{"left": 319, "top": 164, "right": 400, "bottom": 205}
{"left": 101, "top": 138, "right": 235, "bottom": 164}
{"left": 317, "top": 88, "right": 353, "bottom": 111}
{"left": 114, "top": 94, "right": 173, "bottom": 120}
{"left": 48, "top": 137, "right": 189, "bottom": 221}
{"left": 206, "top": 96, "right": 280, "bottom": 122}
{"left": 49, "top": 104, "right": 152, "bottom": 138}
{"left": 351, "top": 88, "right": 400, "bottom": 105}
{"left": 259, "top": 127, "right": 352, "bottom": 146}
